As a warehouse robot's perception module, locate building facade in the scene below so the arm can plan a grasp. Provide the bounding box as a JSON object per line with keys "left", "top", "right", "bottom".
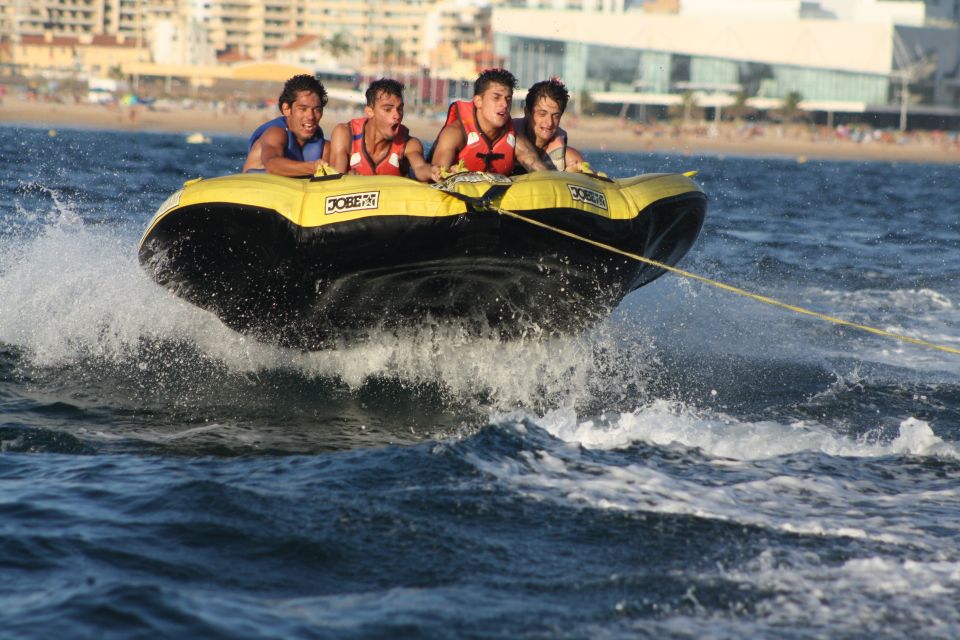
{"left": 492, "top": 0, "right": 960, "bottom": 123}
{"left": 11, "top": 33, "right": 140, "bottom": 77}
{"left": 1, "top": 0, "right": 500, "bottom": 77}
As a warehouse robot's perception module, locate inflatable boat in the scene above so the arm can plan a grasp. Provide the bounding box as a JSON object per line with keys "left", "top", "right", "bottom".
{"left": 139, "top": 170, "right": 707, "bottom": 349}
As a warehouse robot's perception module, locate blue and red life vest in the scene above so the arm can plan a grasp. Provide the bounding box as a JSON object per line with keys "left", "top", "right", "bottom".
{"left": 348, "top": 118, "right": 409, "bottom": 176}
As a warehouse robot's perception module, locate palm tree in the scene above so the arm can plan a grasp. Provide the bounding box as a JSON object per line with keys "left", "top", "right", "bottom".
{"left": 668, "top": 91, "right": 700, "bottom": 122}
{"left": 381, "top": 36, "right": 402, "bottom": 70}
{"left": 577, "top": 90, "right": 594, "bottom": 116}
{"left": 726, "top": 91, "right": 755, "bottom": 121}
{"left": 778, "top": 91, "right": 805, "bottom": 123}
{"left": 325, "top": 32, "right": 351, "bottom": 60}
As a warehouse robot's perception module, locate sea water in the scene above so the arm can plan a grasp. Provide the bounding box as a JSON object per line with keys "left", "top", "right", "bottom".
{"left": 1, "top": 126, "right": 959, "bottom": 639}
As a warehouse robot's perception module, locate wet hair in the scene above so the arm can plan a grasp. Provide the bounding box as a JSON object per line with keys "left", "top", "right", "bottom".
{"left": 278, "top": 74, "right": 328, "bottom": 111}
{"left": 525, "top": 78, "right": 570, "bottom": 114}
{"left": 365, "top": 78, "right": 404, "bottom": 107}
{"left": 474, "top": 68, "right": 517, "bottom": 96}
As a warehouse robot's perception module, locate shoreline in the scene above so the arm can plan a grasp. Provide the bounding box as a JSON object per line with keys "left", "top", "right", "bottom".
{"left": 3, "top": 96, "right": 958, "bottom": 165}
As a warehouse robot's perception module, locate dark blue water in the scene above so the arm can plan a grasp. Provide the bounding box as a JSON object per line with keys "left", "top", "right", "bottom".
{"left": 2, "top": 126, "right": 960, "bottom": 639}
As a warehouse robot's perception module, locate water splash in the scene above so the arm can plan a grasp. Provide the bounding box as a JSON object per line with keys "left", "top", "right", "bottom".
{"left": 0, "top": 210, "right": 665, "bottom": 412}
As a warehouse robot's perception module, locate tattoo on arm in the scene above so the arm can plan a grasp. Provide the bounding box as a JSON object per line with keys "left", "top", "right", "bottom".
{"left": 515, "top": 136, "right": 548, "bottom": 172}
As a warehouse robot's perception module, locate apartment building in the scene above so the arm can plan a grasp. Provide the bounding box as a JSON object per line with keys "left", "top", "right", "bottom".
{"left": 11, "top": 32, "right": 141, "bottom": 76}
{"left": 301, "top": 0, "right": 495, "bottom": 74}
{"left": 2, "top": 0, "right": 180, "bottom": 39}
{"left": 1, "top": 0, "right": 500, "bottom": 77}
{"left": 3, "top": 0, "right": 106, "bottom": 37}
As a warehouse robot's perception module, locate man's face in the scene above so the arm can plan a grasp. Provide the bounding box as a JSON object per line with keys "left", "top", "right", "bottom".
{"left": 527, "top": 96, "right": 563, "bottom": 146}
{"left": 473, "top": 82, "right": 512, "bottom": 131}
{"left": 281, "top": 90, "right": 323, "bottom": 142}
{"left": 365, "top": 91, "right": 404, "bottom": 140}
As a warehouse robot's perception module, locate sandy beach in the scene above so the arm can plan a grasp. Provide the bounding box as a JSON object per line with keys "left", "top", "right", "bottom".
{"left": 3, "top": 94, "right": 959, "bottom": 164}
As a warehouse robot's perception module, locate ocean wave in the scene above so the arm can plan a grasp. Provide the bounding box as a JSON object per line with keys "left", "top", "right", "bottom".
{"left": 463, "top": 411, "right": 960, "bottom": 550}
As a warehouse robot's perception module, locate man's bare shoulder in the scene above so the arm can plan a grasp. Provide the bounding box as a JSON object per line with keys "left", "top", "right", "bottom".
{"left": 329, "top": 122, "right": 352, "bottom": 149}
{"left": 405, "top": 136, "right": 425, "bottom": 154}
{"left": 259, "top": 125, "right": 288, "bottom": 146}
{"left": 436, "top": 122, "right": 465, "bottom": 146}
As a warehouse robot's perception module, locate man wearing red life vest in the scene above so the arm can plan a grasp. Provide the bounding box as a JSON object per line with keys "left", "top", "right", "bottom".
{"left": 429, "top": 68, "right": 548, "bottom": 180}
{"left": 242, "top": 74, "right": 330, "bottom": 176}
{"left": 512, "top": 78, "right": 584, "bottom": 174}
{"left": 328, "top": 78, "right": 434, "bottom": 181}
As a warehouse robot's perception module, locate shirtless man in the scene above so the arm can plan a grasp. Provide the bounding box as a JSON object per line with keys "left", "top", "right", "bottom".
{"left": 242, "top": 74, "right": 329, "bottom": 176}
{"left": 327, "top": 78, "right": 433, "bottom": 181}
{"left": 513, "top": 78, "right": 584, "bottom": 173}
{"left": 428, "top": 68, "right": 547, "bottom": 179}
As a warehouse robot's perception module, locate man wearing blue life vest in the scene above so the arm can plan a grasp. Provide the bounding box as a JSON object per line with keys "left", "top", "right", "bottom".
{"left": 512, "top": 78, "right": 584, "bottom": 174}
{"left": 327, "top": 78, "right": 433, "bottom": 181}
{"left": 428, "top": 68, "right": 548, "bottom": 180}
{"left": 242, "top": 74, "right": 329, "bottom": 175}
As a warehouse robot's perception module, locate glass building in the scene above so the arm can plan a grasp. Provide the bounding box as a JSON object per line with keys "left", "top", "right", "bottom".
{"left": 492, "top": 6, "right": 960, "bottom": 125}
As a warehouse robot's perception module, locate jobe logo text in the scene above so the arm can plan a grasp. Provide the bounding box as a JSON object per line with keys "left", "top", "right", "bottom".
{"left": 325, "top": 191, "right": 380, "bottom": 214}
{"left": 567, "top": 185, "right": 608, "bottom": 210}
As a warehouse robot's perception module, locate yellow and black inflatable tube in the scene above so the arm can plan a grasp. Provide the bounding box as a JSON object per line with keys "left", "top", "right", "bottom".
{"left": 139, "top": 171, "right": 706, "bottom": 349}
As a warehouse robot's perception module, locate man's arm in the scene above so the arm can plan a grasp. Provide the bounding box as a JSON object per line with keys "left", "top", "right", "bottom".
{"left": 322, "top": 138, "right": 332, "bottom": 164}
{"left": 565, "top": 146, "right": 584, "bottom": 173}
{"left": 405, "top": 138, "right": 434, "bottom": 182}
{"left": 514, "top": 134, "right": 549, "bottom": 172}
{"left": 241, "top": 142, "right": 262, "bottom": 173}
{"left": 429, "top": 124, "right": 465, "bottom": 179}
{"left": 259, "top": 127, "right": 324, "bottom": 177}
{"left": 327, "top": 123, "right": 352, "bottom": 174}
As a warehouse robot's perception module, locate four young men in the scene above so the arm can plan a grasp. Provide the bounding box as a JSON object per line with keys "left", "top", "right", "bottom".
{"left": 242, "top": 68, "right": 582, "bottom": 181}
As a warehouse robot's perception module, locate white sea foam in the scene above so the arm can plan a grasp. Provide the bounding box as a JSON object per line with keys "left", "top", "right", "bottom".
{"left": 0, "top": 215, "right": 285, "bottom": 370}
{"left": 538, "top": 400, "right": 960, "bottom": 459}
{"left": 805, "top": 286, "right": 960, "bottom": 374}
{"left": 721, "top": 551, "right": 960, "bottom": 634}
{"left": 824, "top": 287, "right": 954, "bottom": 313}
{"left": 614, "top": 552, "right": 960, "bottom": 637}
{"left": 292, "top": 325, "right": 616, "bottom": 407}
{"left": 470, "top": 407, "right": 960, "bottom": 548}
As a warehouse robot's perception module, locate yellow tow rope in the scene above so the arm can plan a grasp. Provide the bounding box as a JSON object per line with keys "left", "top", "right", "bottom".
{"left": 493, "top": 206, "right": 960, "bottom": 357}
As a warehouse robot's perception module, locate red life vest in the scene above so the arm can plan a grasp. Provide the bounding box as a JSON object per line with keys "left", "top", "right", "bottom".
{"left": 443, "top": 100, "right": 516, "bottom": 174}
{"left": 349, "top": 118, "right": 409, "bottom": 176}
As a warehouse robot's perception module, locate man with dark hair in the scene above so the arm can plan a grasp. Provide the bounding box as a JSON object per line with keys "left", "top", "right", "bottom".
{"left": 513, "top": 78, "right": 583, "bottom": 173}
{"left": 242, "top": 74, "right": 330, "bottom": 175}
{"left": 428, "top": 68, "right": 547, "bottom": 178}
{"left": 327, "top": 78, "right": 433, "bottom": 181}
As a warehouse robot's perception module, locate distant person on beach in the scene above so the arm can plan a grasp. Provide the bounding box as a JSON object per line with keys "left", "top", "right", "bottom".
{"left": 327, "top": 78, "right": 433, "bottom": 182}
{"left": 512, "top": 78, "right": 584, "bottom": 174}
{"left": 428, "top": 68, "right": 548, "bottom": 179}
{"left": 242, "top": 74, "right": 329, "bottom": 175}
